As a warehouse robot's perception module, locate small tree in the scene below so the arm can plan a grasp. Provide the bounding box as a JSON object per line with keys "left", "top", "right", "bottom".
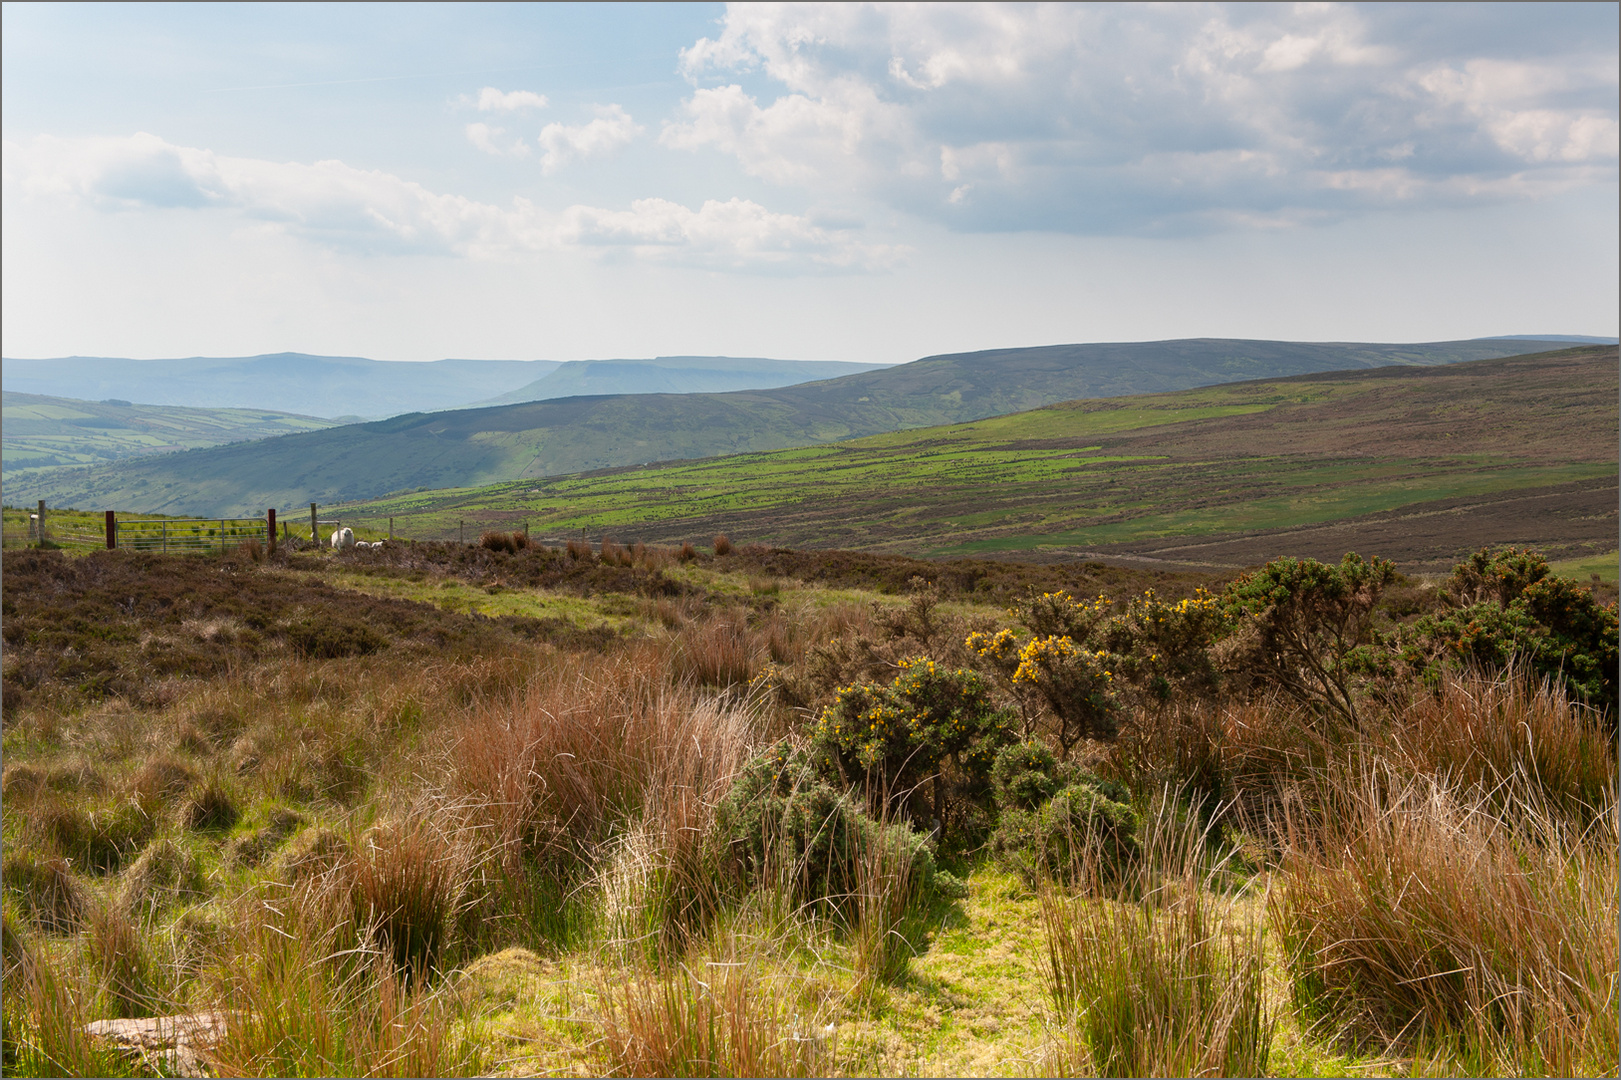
{"left": 1220, "top": 552, "right": 1397, "bottom": 729}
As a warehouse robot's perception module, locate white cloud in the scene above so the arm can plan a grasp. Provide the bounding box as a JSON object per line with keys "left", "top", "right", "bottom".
{"left": 536, "top": 104, "right": 644, "bottom": 175}
{"left": 476, "top": 87, "right": 548, "bottom": 112}
{"left": 465, "top": 122, "right": 531, "bottom": 158}
{"left": 2, "top": 132, "right": 888, "bottom": 271}
{"left": 558, "top": 196, "right": 898, "bottom": 270}
{"left": 664, "top": 2, "right": 1619, "bottom": 235}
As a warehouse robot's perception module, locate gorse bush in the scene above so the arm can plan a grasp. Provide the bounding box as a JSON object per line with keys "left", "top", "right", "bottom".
{"left": 714, "top": 743, "right": 937, "bottom": 917}
{"left": 813, "top": 658, "right": 1013, "bottom": 823}
{"left": 1405, "top": 546, "right": 1618, "bottom": 723}
{"left": 1219, "top": 552, "right": 1397, "bottom": 728}
{"left": 992, "top": 781, "right": 1139, "bottom": 886}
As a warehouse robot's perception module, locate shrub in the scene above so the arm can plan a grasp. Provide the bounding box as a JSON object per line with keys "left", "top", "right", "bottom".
{"left": 678, "top": 541, "right": 698, "bottom": 563}
{"left": 1011, "top": 636, "right": 1124, "bottom": 755}
{"left": 990, "top": 740, "right": 1059, "bottom": 811}
{"left": 714, "top": 744, "right": 936, "bottom": 915}
{"left": 813, "top": 658, "right": 1013, "bottom": 823}
{"left": 1406, "top": 548, "right": 1618, "bottom": 722}
{"left": 3, "top": 852, "right": 87, "bottom": 933}
{"left": 992, "top": 782, "right": 1139, "bottom": 885}
{"left": 1220, "top": 552, "right": 1397, "bottom": 728}
{"left": 286, "top": 614, "right": 387, "bottom": 659}
{"left": 713, "top": 534, "right": 734, "bottom": 556}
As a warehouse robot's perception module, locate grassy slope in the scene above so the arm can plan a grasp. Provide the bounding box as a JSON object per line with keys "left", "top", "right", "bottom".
{"left": 472, "top": 356, "right": 892, "bottom": 406}
{"left": 1, "top": 393, "right": 336, "bottom": 477}
{"left": 3, "top": 338, "right": 1570, "bottom": 518}
{"left": 335, "top": 346, "right": 1618, "bottom": 568}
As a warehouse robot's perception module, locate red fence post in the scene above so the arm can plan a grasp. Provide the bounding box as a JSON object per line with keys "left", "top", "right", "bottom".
{"left": 105, "top": 511, "right": 116, "bottom": 550}
{"left": 267, "top": 508, "right": 277, "bottom": 554}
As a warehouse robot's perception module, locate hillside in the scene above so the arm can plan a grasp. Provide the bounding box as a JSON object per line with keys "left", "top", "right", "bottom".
{"left": 0, "top": 393, "right": 338, "bottom": 479}
{"left": 472, "top": 356, "right": 889, "bottom": 405}
{"left": 5, "top": 337, "right": 1577, "bottom": 517}
{"left": 339, "top": 345, "right": 1619, "bottom": 573}
{"left": 0, "top": 353, "right": 559, "bottom": 419}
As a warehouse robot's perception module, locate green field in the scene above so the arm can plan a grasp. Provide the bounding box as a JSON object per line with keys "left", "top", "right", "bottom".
{"left": 333, "top": 346, "right": 1618, "bottom": 571}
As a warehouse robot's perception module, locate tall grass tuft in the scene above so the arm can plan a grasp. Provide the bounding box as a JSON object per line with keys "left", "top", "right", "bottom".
{"left": 712, "top": 534, "right": 733, "bottom": 556}
{"left": 1385, "top": 667, "right": 1615, "bottom": 817}
{"left": 596, "top": 960, "right": 832, "bottom": 1078}
{"left": 350, "top": 815, "right": 480, "bottom": 980}
{"left": 1040, "top": 805, "right": 1272, "bottom": 1078}
{"left": 672, "top": 613, "right": 762, "bottom": 688}
{"left": 849, "top": 814, "right": 923, "bottom": 988}
{"left": 1271, "top": 760, "right": 1618, "bottom": 1076}
{"left": 206, "top": 893, "right": 486, "bottom": 1078}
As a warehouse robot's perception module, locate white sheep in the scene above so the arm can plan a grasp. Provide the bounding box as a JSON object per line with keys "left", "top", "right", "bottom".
{"left": 330, "top": 526, "right": 355, "bottom": 549}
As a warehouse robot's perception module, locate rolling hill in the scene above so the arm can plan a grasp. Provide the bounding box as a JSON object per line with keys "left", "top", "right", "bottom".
{"left": 470, "top": 357, "right": 890, "bottom": 405}
{"left": 0, "top": 352, "right": 877, "bottom": 421}
{"left": 1, "top": 393, "right": 338, "bottom": 479}
{"left": 5, "top": 337, "right": 1582, "bottom": 518}
{"left": 337, "top": 345, "right": 1619, "bottom": 573}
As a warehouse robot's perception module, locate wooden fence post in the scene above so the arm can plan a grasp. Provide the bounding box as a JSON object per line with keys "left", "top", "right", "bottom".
{"left": 105, "top": 511, "right": 116, "bottom": 550}
{"left": 267, "top": 509, "right": 277, "bottom": 554}
{"left": 310, "top": 503, "right": 319, "bottom": 546}
{"left": 389, "top": 517, "right": 394, "bottom": 542}
{"left": 459, "top": 520, "right": 464, "bottom": 545}
{"left": 36, "top": 501, "right": 45, "bottom": 545}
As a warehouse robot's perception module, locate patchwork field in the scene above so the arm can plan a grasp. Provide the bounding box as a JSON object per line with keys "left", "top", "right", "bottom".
{"left": 336, "top": 345, "right": 1618, "bottom": 574}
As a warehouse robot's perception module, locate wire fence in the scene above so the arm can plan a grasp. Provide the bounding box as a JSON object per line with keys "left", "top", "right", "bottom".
{"left": 115, "top": 518, "right": 268, "bottom": 553}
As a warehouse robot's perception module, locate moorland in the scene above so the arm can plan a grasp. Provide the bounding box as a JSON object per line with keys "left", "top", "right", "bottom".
{"left": 4, "top": 337, "right": 1577, "bottom": 518}
{"left": 2, "top": 529, "right": 1615, "bottom": 1077}
{"left": 340, "top": 345, "right": 1619, "bottom": 574}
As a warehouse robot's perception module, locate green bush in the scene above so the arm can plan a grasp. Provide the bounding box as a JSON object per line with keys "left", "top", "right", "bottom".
{"left": 1407, "top": 548, "right": 1618, "bottom": 722}
{"left": 1220, "top": 552, "right": 1397, "bottom": 728}
{"left": 812, "top": 659, "right": 1013, "bottom": 823}
{"left": 991, "top": 741, "right": 1059, "bottom": 811}
{"left": 992, "top": 780, "right": 1139, "bottom": 885}
{"left": 714, "top": 744, "right": 937, "bottom": 913}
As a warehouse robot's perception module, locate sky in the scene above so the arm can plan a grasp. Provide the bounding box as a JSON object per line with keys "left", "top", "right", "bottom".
{"left": 2, "top": 1, "right": 1617, "bottom": 364}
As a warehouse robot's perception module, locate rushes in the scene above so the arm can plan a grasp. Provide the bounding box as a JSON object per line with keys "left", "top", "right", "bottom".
{"left": 597, "top": 957, "right": 833, "bottom": 1078}
{"left": 1039, "top": 808, "right": 1272, "bottom": 1078}
{"left": 1271, "top": 761, "right": 1618, "bottom": 1076}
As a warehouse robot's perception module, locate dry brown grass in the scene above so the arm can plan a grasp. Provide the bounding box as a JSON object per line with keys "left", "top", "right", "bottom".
{"left": 1271, "top": 760, "right": 1618, "bottom": 1075}
{"left": 1383, "top": 668, "right": 1615, "bottom": 817}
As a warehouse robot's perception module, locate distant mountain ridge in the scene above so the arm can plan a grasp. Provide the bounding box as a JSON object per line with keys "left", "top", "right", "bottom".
{"left": 0, "top": 352, "right": 881, "bottom": 420}
{"left": 473, "top": 356, "right": 890, "bottom": 406}
{"left": 4, "top": 336, "right": 1582, "bottom": 518}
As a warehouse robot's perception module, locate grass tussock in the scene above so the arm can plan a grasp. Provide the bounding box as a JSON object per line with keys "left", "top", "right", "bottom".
{"left": 596, "top": 958, "right": 834, "bottom": 1078}
{"left": 1271, "top": 761, "right": 1618, "bottom": 1076}
{"left": 1039, "top": 808, "right": 1272, "bottom": 1078}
